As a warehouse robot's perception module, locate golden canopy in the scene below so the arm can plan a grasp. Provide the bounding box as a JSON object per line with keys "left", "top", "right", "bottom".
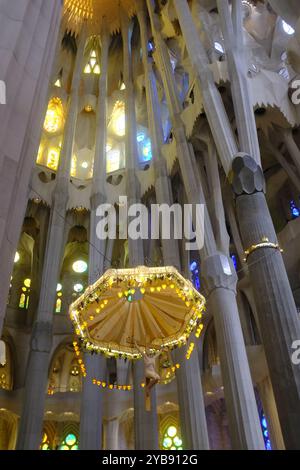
{"left": 63, "top": 0, "right": 137, "bottom": 35}
{"left": 69, "top": 266, "right": 206, "bottom": 359}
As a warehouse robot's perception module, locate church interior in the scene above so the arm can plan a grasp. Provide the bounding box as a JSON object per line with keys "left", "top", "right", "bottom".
{"left": 1, "top": 0, "right": 300, "bottom": 451}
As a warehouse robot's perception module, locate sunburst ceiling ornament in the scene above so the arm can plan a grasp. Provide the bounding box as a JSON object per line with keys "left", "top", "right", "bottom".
{"left": 63, "top": 0, "right": 137, "bottom": 35}
{"left": 69, "top": 266, "right": 206, "bottom": 359}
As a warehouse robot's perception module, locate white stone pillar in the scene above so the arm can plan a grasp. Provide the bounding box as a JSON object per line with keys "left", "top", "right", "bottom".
{"left": 232, "top": 154, "right": 300, "bottom": 449}
{"left": 136, "top": 0, "right": 181, "bottom": 269}
{"left": 171, "top": 0, "right": 238, "bottom": 175}
{"left": 137, "top": 0, "right": 209, "bottom": 450}
{"left": 147, "top": 0, "right": 264, "bottom": 449}
{"left": 283, "top": 130, "right": 300, "bottom": 177}
{"left": 217, "top": 0, "right": 261, "bottom": 164}
{"left": 79, "top": 22, "right": 111, "bottom": 450}
{"left": 121, "top": 9, "right": 158, "bottom": 449}
{"left": 172, "top": 345, "right": 209, "bottom": 450}
{"left": 105, "top": 418, "right": 119, "bottom": 450}
{"left": 16, "top": 28, "right": 87, "bottom": 450}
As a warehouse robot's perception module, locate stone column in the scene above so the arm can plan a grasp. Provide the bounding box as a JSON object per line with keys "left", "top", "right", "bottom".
{"left": 16, "top": 28, "right": 87, "bottom": 450}
{"left": 79, "top": 354, "right": 106, "bottom": 450}
{"left": 121, "top": 10, "right": 158, "bottom": 450}
{"left": 79, "top": 22, "right": 110, "bottom": 450}
{"left": 172, "top": 345, "right": 209, "bottom": 450}
{"left": 202, "top": 255, "right": 265, "bottom": 449}
{"left": 147, "top": 0, "right": 264, "bottom": 450}
{"left": 171, "top": 0, "right": 238, "bottom": 175}
{"left": 232, "top": 153, "right": 300, "bottom": 449}
{"left": 132, "top": 359, "right": 158, "bottom": 449}
{"left": 136, "top": 0, "right": 180, "bottom": 269}
{"left": 283, "top": 129, "right": 300, "bottom": 177}
{"left": 0, "top": 0, "right": 63, "bottom": 334}
{"left": 105, "top": 418, "right": 119, "bottom": 450}
{"left": 217, "top": 0, "right": 261, "bottom": 164}
{"left": 137, "top": 0, "right": 209, "bottom": 450}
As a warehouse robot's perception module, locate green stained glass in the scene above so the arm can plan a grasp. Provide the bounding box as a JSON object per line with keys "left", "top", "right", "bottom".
{"left": 173, "top": 436, "right": 182, "bottom": 446}
{"left": 163, "top": 437, "right": 172, "bottom": 449}
{"left": 65, "top": 434, "right": 77, "bottom": 446}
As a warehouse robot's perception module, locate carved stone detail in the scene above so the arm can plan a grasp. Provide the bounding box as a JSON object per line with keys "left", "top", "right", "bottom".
{"left": 232, "top": 153, "right": 266, "bottom": 196}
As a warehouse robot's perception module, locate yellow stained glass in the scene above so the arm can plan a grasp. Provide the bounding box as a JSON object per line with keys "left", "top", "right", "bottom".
{"left": 43, "top": 97, "right": 64, "bottom": 134}
{"left": 19, "top": 293, "right": 26, "bottom": 309}
{"left": 56, "top": 298, "right": 62, "bottom": 313}
{"left": 47, "top": 148, "right": 60, "bottom": 171}
{"left": 111, "top": 101, "right": 125, "bottom": 137}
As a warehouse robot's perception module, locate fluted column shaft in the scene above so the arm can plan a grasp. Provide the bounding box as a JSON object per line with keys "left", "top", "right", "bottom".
{"left": 121, "top": 10, "right": 158, "bottom": 450}
{"left": 202, "top": 255, "right": 265, "bottom": 449}
{"left": 283, "top": 130, "right": 300, "bottom": 176}
{"left": 172, "top": 0, "right": 238, "bottom": 175}
{"left": 232, "top": 154, "right": 300, "bottom": 449}
{"left": 105, "top": 418, "right": 119, "bottom": 450}
{"left": 136, "top": 1, "right": 181, "bottom": 269}
{"left": 137, "top": 0, "right": 209, "bottom": 450}
{"left": 147, "top": 0, "right": 264, "bottom": 450}
{"left": 172, "top": 345, "right": 209, "bottom": 450}
{"left": 80, "top": 23, "right": 110, "bottom": 450}
{"left": 217, "top": 0, "right": 261, "bottom": 164}
{"left": 16, "top": 29, "right": 87, "bottom": 450}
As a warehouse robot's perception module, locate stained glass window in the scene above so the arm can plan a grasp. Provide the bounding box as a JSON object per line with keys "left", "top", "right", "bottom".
{"left": 162, "top": 426, "right": 183, "bottom": 450}
{"left": 107, "top": 149, "right": 121, "bottom": 173}
{"left": 40, "top": 433, "right": 51, "bottom": 451}
{"left": 55, "top": 298, "right": 62, "bottom": 314}
{"left": 260, "top": 413, "right": 272, "bottom": 450}
{"left": 59, "top": 433, "right": 78, "bottom": 450}
{"left": 230, "top": 254, "right": 238, "bottom": 271}
{"left": 141, "top": 139, "right": 152, "bottom": 162}
{"left": 47, "top": 148, "right": 60, "bottom": 171}
{"left": 43, "top": 97, "right": 65, "bottom": 134}
{"left": 290, "top": 200, "right": 300, "bottom": 219}
{"left": 190, "top": 261, "right": 200, "bottom": 291}
{"left": 19, "top": 279, "right": 31, "bottom": 309}
{"left": 84, "top": 49, "right": 100, "bottom": 75}
{"left": 111, "top": 101, "right": 126, "bottom": 137}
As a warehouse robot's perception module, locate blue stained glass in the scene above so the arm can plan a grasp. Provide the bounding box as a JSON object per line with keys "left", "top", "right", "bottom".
{"left": 190, "top": 261, "right": 197, "bottom": 272}
{"left": 290, "top": 200, "right": 300, "bottom": 218}
{"left": 260, "top": 413, "right": 272, "bottom": 450}
{"left": 141, "top": 140, "right": 152, "bottom": 162}
{"left": 230, "top": 254, "right": 238, "bottom": 271}
{"left": 190, "top": 261, "right": 200, "bottom": 290}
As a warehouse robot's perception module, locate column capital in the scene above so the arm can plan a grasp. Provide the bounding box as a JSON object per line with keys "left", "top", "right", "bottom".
{"left": 202, "top": 253, "right": 237, "bottom": 295}
{"left": 30, "top": 321, "right": 53, "bottom": 353}
{"left": 231, "top": 153, "right": 266, "bottom": 196}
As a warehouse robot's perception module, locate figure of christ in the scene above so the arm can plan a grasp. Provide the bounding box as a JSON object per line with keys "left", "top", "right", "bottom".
{"left": 134, "top": 341, "right": 161, "bottom": 396}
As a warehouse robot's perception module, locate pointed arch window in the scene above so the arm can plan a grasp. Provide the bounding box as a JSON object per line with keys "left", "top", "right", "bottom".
{"left": 162, "top": 425, "right": 183, "bottom": 450}
{"left": 84, "top": 49, "right": 100, "bottom": 75}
